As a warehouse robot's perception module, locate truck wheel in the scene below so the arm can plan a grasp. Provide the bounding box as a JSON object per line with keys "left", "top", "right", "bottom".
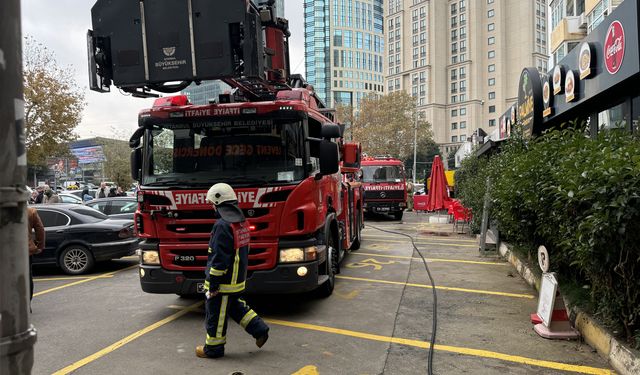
{"left": 59, "top": 245, "right": 95, "bottom": 275}
{"left": 317, "top": 230, "right": 338, "bottom": 298}
{"left": 350, "top": 210, "right": 362, "bottom": 251}
{"left": 393, "top": 211, "right": 404, "bottom": 221}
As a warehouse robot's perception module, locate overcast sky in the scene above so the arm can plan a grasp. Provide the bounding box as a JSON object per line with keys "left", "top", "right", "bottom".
{"left": 21, "top": 0, "right": 306, "bottom": 139}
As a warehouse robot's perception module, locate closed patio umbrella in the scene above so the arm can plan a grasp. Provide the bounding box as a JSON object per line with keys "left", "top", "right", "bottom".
{"left": 426, "top": 155, "right": 450, "bottom": 211}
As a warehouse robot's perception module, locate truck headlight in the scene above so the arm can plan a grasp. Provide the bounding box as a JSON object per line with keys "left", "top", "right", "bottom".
{"left": 142, "top": 250, "right": 160, "bottom": 265}
{"left": 279, "top": 246, "right": 318, "bottom": 263}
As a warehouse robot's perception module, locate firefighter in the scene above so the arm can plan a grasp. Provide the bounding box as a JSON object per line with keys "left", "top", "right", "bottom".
{"left": 196, "top": 183, "right": 269, "bottom": 359}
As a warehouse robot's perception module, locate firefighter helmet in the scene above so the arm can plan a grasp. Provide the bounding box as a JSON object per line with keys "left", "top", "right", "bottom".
{"left": 206, "top": 183, "right": 237, "bottom": 205}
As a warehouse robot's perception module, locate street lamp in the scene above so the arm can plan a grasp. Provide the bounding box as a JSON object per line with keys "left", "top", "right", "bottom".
{"left": 412, "top": 111, "right": 418, "bottom": 185}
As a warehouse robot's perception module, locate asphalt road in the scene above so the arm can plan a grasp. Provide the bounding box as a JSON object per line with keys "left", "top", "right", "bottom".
{"left": 30, "top": 212, "right": 612, "bottom": 374}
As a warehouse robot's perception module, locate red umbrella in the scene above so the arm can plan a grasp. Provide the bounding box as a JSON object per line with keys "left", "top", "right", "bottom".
{"left": 426, "top": 155, "right": 450, "bottom": 211}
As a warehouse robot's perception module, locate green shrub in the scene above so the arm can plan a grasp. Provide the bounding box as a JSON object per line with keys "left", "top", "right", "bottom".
{"left": 457, "top": 128, "right": 640, "bottom": 347}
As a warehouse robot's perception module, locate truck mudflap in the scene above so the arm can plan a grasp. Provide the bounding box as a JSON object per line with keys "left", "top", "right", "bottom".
{"left": 139, "top": 261, "right": 321, "bottom": 295}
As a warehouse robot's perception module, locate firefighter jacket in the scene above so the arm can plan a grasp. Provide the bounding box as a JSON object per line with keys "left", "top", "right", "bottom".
{"left": 204, "top": 217, "right": 251, "bottom": 294}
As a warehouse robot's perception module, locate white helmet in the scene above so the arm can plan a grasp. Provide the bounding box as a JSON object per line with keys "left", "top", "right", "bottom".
{"left": 206, "top": 183, "right": 237, "bottom": 205}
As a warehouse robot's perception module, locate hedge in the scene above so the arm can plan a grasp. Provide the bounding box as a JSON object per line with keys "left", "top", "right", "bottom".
{"left": 456, "top": 127, "right": 640, "bottom": 347}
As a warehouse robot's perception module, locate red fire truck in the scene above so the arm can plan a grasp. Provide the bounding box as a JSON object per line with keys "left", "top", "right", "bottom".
{"left": 87, "top": 0, "right": 363, "bottom": 296}
{"left": 361, "top": 157, "right": 408, "bottom": 220}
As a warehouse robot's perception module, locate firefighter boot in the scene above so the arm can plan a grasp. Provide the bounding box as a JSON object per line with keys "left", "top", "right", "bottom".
{"left": 247, "top": 318, "right": 270, "bottom": 348}
{"left": 196, "top": 345, "right": 224, "bottom": 359}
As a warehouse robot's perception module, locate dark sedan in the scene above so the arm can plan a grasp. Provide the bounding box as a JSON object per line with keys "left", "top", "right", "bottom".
{"left": 86, "top": 197, "right": 137, "bottom": 220}
{"left": 33, "top": 204, "right": 138, "bottom": 274}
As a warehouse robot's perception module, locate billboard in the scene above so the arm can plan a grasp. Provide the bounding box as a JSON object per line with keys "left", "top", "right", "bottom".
{"left": 71, "top": 145, "right": 107, "bottom": 164}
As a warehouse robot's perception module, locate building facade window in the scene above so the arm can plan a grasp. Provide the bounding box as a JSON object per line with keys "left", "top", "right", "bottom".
{"left": 451, "top": 122, "right": 458, "bottom": 130}
{"left": 488, "top": 78, "right": 495, "bottom": 86}
{"left": 489, "top": 119, "right": 496, "bottom": 127}
{"left": 488, "top": 91, "right": 495, "bottom": 99}
{"left": 488, "top": 9, "right": 494, "bottom": 18}
{"left": 489, "top": 105, "right": 496, "bottom": 113}
{"left": 488, "top": 23, "right": 495, "bottom": 31}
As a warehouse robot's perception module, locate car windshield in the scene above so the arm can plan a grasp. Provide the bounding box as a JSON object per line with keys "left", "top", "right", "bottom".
{"left": 69, "top": 207, "right": 108, "bottom": 222}
{"left": 362, "top": 165, "right": 404, "bottom": 183}
{"left": 144, "top": 118, "right": 306, "bottom": 186}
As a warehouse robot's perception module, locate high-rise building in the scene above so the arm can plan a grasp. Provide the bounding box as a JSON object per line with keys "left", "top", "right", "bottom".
{"left": 182, "top": 81, "right": 230, "bottom": 105}
{"left": 550, "top": 0, "right": 622, "bottom": 64}
{"left": 386, "top": 0, "right": 549, "bottom": 152}
{"left": 304, "top": 0, "right": 386, "bottom": 108}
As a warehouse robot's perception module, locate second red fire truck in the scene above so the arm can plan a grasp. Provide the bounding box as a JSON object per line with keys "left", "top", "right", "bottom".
{"left": 361, "top": 156, "right": 408, "bottom": 220}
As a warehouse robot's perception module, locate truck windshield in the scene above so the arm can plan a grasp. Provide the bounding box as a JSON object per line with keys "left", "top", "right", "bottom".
{"left": 362, "top": 165, "right": 403, "bottom": 183}
{"left": 143, "top": 119, "right": 305, "bottom": 186}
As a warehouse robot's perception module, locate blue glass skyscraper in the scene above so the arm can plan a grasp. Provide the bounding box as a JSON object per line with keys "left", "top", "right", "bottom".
{"left": 304, "top": 0, "right": 385, "bottom": 108}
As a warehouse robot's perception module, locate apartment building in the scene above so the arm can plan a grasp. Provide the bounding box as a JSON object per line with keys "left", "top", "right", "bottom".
{"left": 386, "top": 0, "right": 549, "bottom": 152}
{"left": 550, "top": 0, "right": 623, "bottom": 64}
{"left": 304, "top": 0, "right": 386, "bottom": 108}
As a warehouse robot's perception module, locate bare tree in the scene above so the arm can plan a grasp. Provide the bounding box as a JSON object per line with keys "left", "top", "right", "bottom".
{"left": 352, "top": 91, "right": 432, "bottom": 159}
{"left": 24, "top": 36, "right": 85, "bottom": 167}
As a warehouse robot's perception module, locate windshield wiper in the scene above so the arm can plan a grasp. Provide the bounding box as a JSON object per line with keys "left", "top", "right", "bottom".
{"left": 223, "top": 176, "right": 272, "bottom": 186}
{"left": 144, "top": 180, "right": 190, "bottom": 187}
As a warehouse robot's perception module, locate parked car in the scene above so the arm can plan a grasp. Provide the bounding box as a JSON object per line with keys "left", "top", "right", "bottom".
{"left": 58, "top": 193, "right": 84, "bottom": 204}
{"left": 33, "top": 204, "right": 138, "bottom": 274}
{"left": 86, "top": 197, "right": 138, "bottom": 220}
{"left": 68, "top": 189, "right": 99, "bottom": 200}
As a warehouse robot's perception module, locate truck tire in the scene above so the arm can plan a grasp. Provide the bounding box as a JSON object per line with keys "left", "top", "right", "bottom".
{"left": 59, "top": 245, "right": 95, "bottom": 275}
{"left": 350, "top": 210, "right": 362, "bottom": 251}
{"left": 317, "top": 229, "right": 338, "bottom": 298}
{"left": 393, "top": 211, "right": 404, "bottom": 221}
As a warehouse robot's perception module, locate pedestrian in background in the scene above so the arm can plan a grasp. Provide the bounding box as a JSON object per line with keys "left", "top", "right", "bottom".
{"left": 406, "top": 181, "right": 414, "bottom": 211}
{"left": 116, "top": 187, "right": 126, "bottom": 196}
{"left": 196, "top": 183, "right": 269, "bottom": 359}
{"left": 98, "top": 182, "right": 107, "bottom": 198}
{"left": 108, "top": 187, "right": 117, "bottom": 197}
{"left": 27, "top": 207, "right": 45, "bottom": 303}
{"left": 82, "top": 188, "right": 93, "bottom": 202}
{"left": 29, "top": 190, "right": 39, "bottom": 204}
{"left": 35, "top": 186, "right": 44, "bottom": 204}
{"left": 42, "top": 186, "right": 61, "bottom": 204}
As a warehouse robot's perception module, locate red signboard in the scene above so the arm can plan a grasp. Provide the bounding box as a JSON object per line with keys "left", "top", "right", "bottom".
{"left": 604, "top": 20, "right": 625, "bottom": 75}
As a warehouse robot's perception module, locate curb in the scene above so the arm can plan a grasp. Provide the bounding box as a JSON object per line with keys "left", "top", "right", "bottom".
{"left": 498, "top": 242, "right": 640, "bottom": 375}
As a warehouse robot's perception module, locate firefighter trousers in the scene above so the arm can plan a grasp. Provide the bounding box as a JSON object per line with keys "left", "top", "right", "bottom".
{"left": 204, "top": 292, "right": 269, "bottom": 357}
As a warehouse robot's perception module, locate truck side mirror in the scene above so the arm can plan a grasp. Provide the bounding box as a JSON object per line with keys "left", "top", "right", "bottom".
{"left": 342, "top": 142, "right": 361, "bottom": 168}
{"left": 319, "top": 140, "right": 339, "bottom": 175}
{"left": 131, "top": 147, "right": 142, "bottom": 181}
{"left": 321, "top": 124, "right": 341, "bottom": 139}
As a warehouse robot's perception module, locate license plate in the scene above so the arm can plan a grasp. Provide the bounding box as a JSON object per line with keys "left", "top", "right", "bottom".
{"left": 378, "top": 207, "right": 390, "bottom": 211}
{"left": 174, "top": 255, "right": 195, "bottom": 262}
{"left": 196, "top": 283, "right": 205, "bottom": 294}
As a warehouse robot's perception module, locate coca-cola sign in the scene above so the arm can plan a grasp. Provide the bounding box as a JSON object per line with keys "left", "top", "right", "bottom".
{"left": 604, "top": 20, "right": 625, "bottom": 75}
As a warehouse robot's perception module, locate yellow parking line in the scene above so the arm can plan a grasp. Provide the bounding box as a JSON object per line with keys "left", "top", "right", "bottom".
{"left": 34, "top": 264, "right": 138, "bottom": 297}
{"left": 52, "top": 301, "right": 204, "bottom": 375}
{"left": 352, "top": 252, "right": 507, "bottom": 266}
{"left": 363, "top": 233, "right": 477, "bottom": 244}
{"left": 265, "top": 319, "right": 612, "bottom": 375}
{"left": 161, "top": 305, "right": 610, "bottom": 374}
{"left": 336, "top": 275, "right": 535, "bottom": 299}
{"left": 34, "top": 275, "right": 114, "bottom": 282}
{"left": 363, "top": 238, "right": 476, "bottom": 248}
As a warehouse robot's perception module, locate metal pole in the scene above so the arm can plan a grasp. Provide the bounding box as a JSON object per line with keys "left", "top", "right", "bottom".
{"left": 479, "top": 177, "right": 492, "bottom": 255}
{"left": 0, "top": 0, "right": 37, "bottom": 373}
{"left": 412, "top": 113, "right": 417, "bottom": 184}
